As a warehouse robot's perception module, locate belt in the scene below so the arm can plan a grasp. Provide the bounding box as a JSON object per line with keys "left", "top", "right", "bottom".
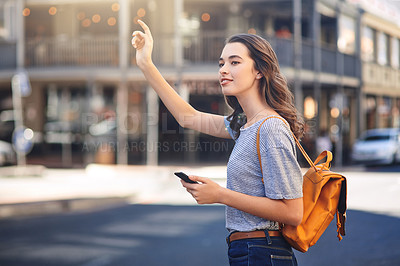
{"left": 226, "top": 230, "right": 282, "bottom": 244}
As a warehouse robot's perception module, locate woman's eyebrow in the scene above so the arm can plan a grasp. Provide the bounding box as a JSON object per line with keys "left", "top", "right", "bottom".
{"left": 219, "top": 55, "right": 243, "bottom": 61}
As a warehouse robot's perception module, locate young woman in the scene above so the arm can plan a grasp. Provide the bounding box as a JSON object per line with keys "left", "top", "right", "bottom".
{"left": 132, "top": 20, "right": 304, "bottom": 266}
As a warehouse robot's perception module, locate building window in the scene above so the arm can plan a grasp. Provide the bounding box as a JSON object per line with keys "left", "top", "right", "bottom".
{"left": 0, "top": 1, "right": 16, "bottom": 40}
{"left": 361, "top": 26, "right": 375, "bottom": 62}
{"left": 338, "top": 15, "right": 355, "bottom": 55}
{"left": 320, "top": 14, "right": 337, "bottom": 48}
{"left": 391, "top": 37, "right": 399, "bottom": 69}
{"left": 76, "top": 3, "right": 119, "bottom": 36}
{"left": 377, "top": 32, "right": 389, "bottom": 66}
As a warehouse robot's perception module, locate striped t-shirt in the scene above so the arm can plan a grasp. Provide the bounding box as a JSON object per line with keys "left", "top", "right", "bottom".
{"left": 224, "top": 115, "right": 303, "bottom": 232}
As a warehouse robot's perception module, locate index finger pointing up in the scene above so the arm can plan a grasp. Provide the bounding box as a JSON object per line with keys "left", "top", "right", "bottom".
{"left": 137, "top": 20, "right": 151, "bottom": 35}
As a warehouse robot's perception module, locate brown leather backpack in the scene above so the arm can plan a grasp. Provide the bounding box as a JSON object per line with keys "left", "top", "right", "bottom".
{"left": 257, "top": 116, "right": 347, "bottom": 253}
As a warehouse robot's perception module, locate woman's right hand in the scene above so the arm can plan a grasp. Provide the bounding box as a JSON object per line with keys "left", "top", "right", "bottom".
{"left": 132, "top": 20, "right": 153, "bottom": 69}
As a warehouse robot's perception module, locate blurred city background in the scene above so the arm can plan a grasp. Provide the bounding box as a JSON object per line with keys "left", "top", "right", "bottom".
{"left": 0, "top": 0, "right": 399, "bottom": 168}
{"left": 0, "top": 0, "right": 400, "bottom": 265}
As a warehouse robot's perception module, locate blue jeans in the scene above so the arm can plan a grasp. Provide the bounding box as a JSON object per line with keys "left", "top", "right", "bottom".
{"left": 227, "top": 230, "right": 298, "bottom": 266}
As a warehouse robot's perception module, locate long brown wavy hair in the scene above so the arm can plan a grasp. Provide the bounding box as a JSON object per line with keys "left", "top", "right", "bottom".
{"left": 225, "top": 34, "right": 304, "bottom": 139}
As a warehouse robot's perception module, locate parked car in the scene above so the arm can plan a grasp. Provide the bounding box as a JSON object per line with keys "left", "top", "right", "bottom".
{"left": 0, "top": 140, "right": 17, "bottom": 166}
{"left": 351, "top": 128, "right": 400, "bottom": 165}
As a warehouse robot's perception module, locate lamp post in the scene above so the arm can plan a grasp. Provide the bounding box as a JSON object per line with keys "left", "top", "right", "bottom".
{"left": 293, "top": 0, "right": 303, "bottom": 115}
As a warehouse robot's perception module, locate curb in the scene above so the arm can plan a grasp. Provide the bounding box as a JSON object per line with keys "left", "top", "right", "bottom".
{"left": 0, "top": 195, "right": 135, "bottom": 219}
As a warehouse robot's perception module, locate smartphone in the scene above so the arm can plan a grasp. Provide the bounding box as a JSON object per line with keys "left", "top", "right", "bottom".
{"left": 174, "top": 172, "right": 198, "bottom": 184}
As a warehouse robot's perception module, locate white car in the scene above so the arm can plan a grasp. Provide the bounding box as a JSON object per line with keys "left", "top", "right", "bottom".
{"left": 351, "top": 128, "right": 400, "bottom": 165}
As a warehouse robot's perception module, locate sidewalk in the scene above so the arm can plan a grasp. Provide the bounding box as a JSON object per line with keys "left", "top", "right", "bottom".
{"left": 1, "top": 164, "right": 399, "bottom": 220}
{"left": 0, "top": 164, "right": 228, "bottom": 219}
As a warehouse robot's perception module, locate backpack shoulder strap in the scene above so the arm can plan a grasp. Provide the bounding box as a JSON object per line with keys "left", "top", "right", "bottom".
{"left": 256, "top": 116, "right": 318, "bottom": 180}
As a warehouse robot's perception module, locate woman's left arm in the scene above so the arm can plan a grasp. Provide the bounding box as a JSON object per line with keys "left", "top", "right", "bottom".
{"left": 182, "top": 176, "right": 303, "bottom": 227}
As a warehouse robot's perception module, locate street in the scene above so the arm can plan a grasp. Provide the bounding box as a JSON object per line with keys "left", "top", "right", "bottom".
{"left": 0, "top": 205, "right": 228, "bottom": 266}
{"left": 0, "top": 205, "right": 399, "bottom": 266}
{"left": 0, "top": 165, "right": 399, "bottom": 265}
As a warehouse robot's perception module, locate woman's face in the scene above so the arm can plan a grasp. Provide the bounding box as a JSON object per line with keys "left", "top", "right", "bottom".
{"left": 218, "top": 42, "right": 260, "bottom": 97}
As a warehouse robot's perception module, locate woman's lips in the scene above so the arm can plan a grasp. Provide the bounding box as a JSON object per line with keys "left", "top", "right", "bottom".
{"left": 220, "top": 78, "right": 232, "bottom": 86}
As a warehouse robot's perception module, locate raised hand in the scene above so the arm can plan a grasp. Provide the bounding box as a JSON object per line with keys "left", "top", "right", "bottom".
{"left": 131, "top": 20, "right": 153, "bottom": 69}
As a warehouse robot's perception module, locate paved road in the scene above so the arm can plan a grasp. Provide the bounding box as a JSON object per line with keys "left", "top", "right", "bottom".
{"left": 0, "top": 205, "right": 228, "bottom": 266}
{"left": 0, "top": 204, "right": 399, "bottom": 266}
{"left": 0, "top": 164, "right": 400, "bottom": 265}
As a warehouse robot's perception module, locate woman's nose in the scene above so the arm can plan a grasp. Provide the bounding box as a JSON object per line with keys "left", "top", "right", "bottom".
{"left": 219, "top": 64, "right": 228, "bottom": 75}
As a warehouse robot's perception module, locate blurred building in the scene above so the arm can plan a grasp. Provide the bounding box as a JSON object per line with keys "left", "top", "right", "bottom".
{"left": 355, "top": 0, "right": 400, "bottom": 130}
{"left": 0, "top": 0, "right": 399, "bottom": 167}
